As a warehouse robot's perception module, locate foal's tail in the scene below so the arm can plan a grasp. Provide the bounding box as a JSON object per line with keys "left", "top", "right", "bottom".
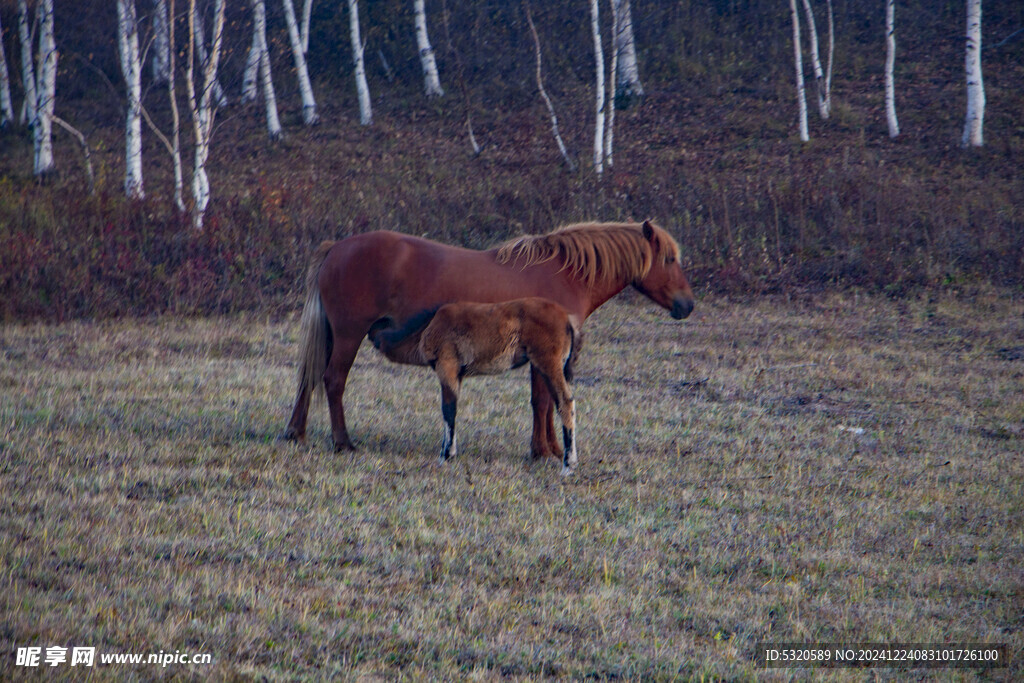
{"left": 370, "top": 307, "right": 440, "bottom": 354}
{"left": 293, "top": 241, "right": 336, "bottom": 405}
{"left": 563, "top": 323, "right": 582, "bottom": 383}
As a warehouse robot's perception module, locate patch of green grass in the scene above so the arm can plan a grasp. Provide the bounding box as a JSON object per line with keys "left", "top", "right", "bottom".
{"left": 1, "top": 292, "right": 1022, "bottom": 677}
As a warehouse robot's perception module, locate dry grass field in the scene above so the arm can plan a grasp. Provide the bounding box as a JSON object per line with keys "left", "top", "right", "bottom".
{"left": 2, "top": 291, "right": 1021, "bottom": 679}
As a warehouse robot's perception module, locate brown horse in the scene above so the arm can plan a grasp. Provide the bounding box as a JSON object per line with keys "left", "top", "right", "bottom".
{"left": 373, "top": 297, "right": 580, "bottom": 474}
{"left": 283, "top": 220, "right": 694, "bottom": 456}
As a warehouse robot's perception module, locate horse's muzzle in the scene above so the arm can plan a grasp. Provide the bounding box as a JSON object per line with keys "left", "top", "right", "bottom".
{"left": 671, "top": 297, "right": 694, "bottom": 320}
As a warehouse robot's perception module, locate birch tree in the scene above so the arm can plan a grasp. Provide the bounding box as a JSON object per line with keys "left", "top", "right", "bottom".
{"left": 589, "top": 0, "right": 606, "bottom": 175}
{"left": 0, "top": 15, "right": 15, "bottom": 128}
{"left": 36, "top": 0, "right": 57, "bottom": 176}
{"left": 603, "top": 0, "right": 619, "bottom": 168}
{"left": 23, "top": 0, "right": 57, "bottom": 177}
{"left": 348, "top": 0, "right": 372, "bottom": 125}
{"left": 253, "top": 0, "right": 283, "bottom": 138}
{"left": 186, "top": 0, "right": 226, "bottom": 229}
{"left": 413, "top": 0, "right": 444, "bottom": 97}
{"left": 611, "top": 0, "right": 642, "bottom": 104}
{"left": 117, "top": 0, "right": 145, "bottom": 198}
{"left": 241, "top": 18, "right": 260, "bottom": 102}
{"left": 139, "top": 0, "right": 185, "bottom": 208}
{"left": 788, "top": 0, "right": 809, "bottom": 142}
{"left": 300, "top": 0, "right": 313, "bottom": 55}
{"left": 166, "top": 0, "right": 185, "bottom": 210}
{"left": 962, "top": 0, "right": 984, "bottom": 147}
{"left": 885, "top": 0, "right": 899, "bottom": 138}
{"left": 799, "top": 0, "right": 833, "bottom": 119}
{"left": 16, "top": 0, "right": 36, "bottom": 128}
{"left": 524, "top": 1, "right": 573, "bottom": 170}
{"left": 151, "top": 0, "right": 171, "bottom": 84}
{"left": 191, "top": 1, "right": 227, "bottom": 108}
{"left": 283, "top": 0, "right": 320, "bottom": 124}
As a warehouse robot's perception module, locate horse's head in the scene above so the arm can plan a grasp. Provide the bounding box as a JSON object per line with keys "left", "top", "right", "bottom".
{"left": 633, "top": 221, "right": 695, "bottom": 319}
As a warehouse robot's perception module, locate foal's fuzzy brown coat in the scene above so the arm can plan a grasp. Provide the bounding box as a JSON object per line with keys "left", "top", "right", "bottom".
{"left": 374, "top": 297, "right": 580, "bottom": 474}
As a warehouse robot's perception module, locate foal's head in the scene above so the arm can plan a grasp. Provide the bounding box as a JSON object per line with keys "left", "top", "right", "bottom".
{"left": 633, "top": 221, "right": 695, "bottom": 319}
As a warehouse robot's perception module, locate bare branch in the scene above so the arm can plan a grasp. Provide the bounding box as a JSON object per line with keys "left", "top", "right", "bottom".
{"left": 51, "top": 115, "right": 94, "bottom": 194}
{"left": 523, "top": 1, "right": 575, "bottom": 171}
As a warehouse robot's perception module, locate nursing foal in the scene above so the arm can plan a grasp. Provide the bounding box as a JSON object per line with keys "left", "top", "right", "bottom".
{"left": 374, "top": 297, "right": 580, "bottom": 475}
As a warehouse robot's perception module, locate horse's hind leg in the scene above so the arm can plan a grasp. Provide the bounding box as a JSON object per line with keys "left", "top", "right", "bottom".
{"left": 529, "top": 367, "right": 562, "bottom": 459}
{"left": 284, "top": 384, "right": 312, "bottom": 443}
{"left": 324, "top": 333, "right": 364, "bottom": 452}
{"left": 434, "top": 357, "right": 461, "bottom": 463}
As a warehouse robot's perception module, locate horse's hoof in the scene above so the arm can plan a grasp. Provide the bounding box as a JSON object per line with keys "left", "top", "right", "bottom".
{"left": 280, "top": 429, "right": 305, "bottom": 444}
{"left": 560, "top": 465, "right": 575, "bottom": 477}
{"left": 333, "top": 441, "right": 357, "bottom": 453}
{"left": 530, "top": 445, "right": 562, "bottom": 460}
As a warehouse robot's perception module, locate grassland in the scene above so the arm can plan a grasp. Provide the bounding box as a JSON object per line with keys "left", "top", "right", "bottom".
{"left": 2, "top": 291, "right": 1022, "bottom": 679}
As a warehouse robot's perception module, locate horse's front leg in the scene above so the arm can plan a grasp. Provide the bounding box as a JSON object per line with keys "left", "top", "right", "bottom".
{"left": 529, "top": 366, "right": 561, "bottom": 459}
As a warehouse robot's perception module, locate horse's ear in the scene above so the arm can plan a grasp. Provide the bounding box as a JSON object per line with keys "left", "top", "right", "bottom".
{"left": 641, "top": 220, "right": 657, "bottom": 249}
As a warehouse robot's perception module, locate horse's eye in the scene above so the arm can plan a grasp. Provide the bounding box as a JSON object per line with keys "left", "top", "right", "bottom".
{"left": 666, "top": 254, "right": 675, "bottom": 265}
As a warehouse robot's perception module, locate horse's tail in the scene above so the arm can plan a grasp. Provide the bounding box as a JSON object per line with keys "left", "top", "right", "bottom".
{"left": 294, "top": 241, "right": 336, "bottom": 405}
{"left": 371, "top": 307, "right": 441, "bottom": 354}
{"left": 563, "top": 323, "right": 582, "bottom": 383}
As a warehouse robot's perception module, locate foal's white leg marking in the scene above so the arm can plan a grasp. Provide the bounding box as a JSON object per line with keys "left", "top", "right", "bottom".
{"left": 561, "top": 429, "right": 577, "bottom": 477}
{"left": 440, "top": 419, "right": 457, "bottom": 462}
{"left": 561, "top": 403, "right": 577, "bottom": 477}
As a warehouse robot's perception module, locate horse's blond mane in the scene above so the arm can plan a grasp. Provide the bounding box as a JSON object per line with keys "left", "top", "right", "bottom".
{"left": 494, "top": 222, "right": 679, "bottom": 286}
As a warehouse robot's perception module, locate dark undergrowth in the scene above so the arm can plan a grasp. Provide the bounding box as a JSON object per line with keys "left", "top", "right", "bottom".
{"left": 1, "top": 0, "right": 1022, "bottom": 321}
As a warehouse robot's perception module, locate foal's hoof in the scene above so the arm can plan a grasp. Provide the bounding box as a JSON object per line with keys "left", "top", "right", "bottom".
{"left": 560, "top": 465, "right": 575, "bottom": 477}
{"left": 333, "top": 440, "right": 357, "bottom": 453}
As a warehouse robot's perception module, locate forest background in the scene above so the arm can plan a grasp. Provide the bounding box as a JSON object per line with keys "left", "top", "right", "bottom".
{"left": 0, "top": 0, "right": 1022, "bottom": 321}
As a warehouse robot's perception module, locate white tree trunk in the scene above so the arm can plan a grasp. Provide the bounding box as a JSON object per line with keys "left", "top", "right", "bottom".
{"left": 33, "top": 0, "right": 57, "bottom": 176}
{"left": 824, "top": 0, "right": 834, "bottom": 117}
{"left": 151, "top": 0, "right": 171, "bottom": 84}
{"left": 187, "top": 0, "right": 226, "bottom": 229}
{"left": 253, "top": 0, "right": 283, "bottom": 138}
{"left": 0, "top": 15, "right": 16, "bottom": 127}
{"left": 166, "top": 0, "right": 185, "bottom": 211}
{"left": 962, "top": 0, "right": 984, "bottom": 147}
{"left": 789, "top": 0, "right": 809, "bottom": 142}
{"left": 611, "top": 0, "right": 642, "bottom": 102}
{"left": 139, "top": 0, "right": 185, "bottom": 209}
{"left": 603, "top": 0, "right": 618, "bottom": 168}
{"left": 117, "top": 0, "right": 145, "bottom": 198}
{"left": 589, "top": 0, "right": 605, "bottom": 175}
{"left": 192, "top": 1, "right": 227, "bottom": 108}
{"left": 413, "top": 0, "right": 444, "bottom": 97}
{"left": 799, "top": 0, "right": 830, "bottom": 119}
{"left": 283, "top": 0, "right": 319, "bottom": 124}
{"left": 885, "top": 0, "right": 899, "bottom": 138}
{"left": 300, "top": 0, "right": 313, "bottom": 55}
{"left": 348, "top": 0, "right": 372, "bottom": 125}
{"left": 241, "top": 26, "right": 260, "bottom": 103}
{"left": 16, "top": 0, "right": 36, "bottom": 128}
